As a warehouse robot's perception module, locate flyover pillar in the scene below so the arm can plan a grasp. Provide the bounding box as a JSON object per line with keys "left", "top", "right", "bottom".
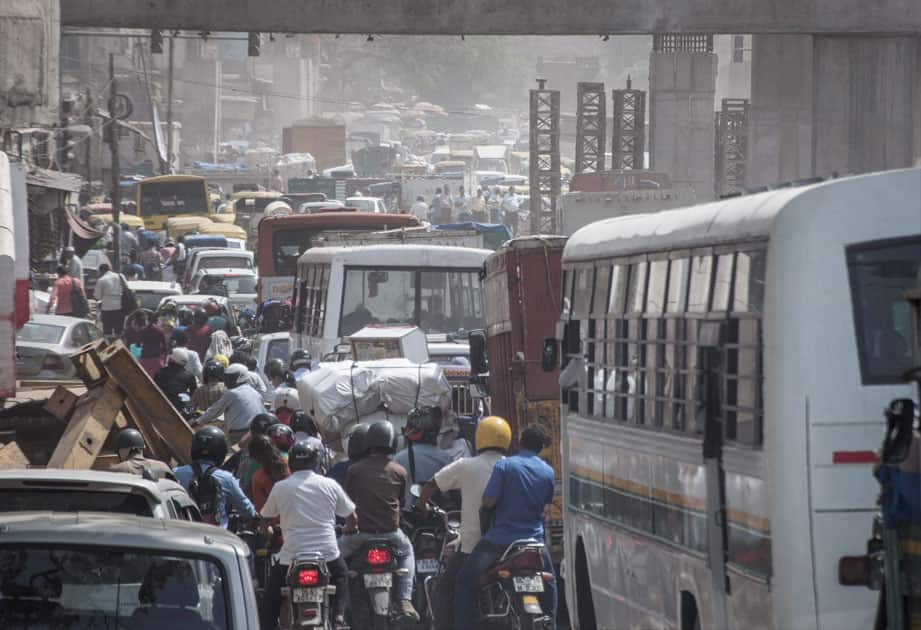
{"left": 748, "top": 34, "right": 921, "bottom": 188}
{"left": 648, "top": 36, "right": 718, "bottom": 201}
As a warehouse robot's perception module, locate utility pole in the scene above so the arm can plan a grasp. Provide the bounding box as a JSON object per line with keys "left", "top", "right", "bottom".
{"left": 108, "top": 53, "right": 122, "bottom": 268}
{"left": 166, "top": 33, "right": 175, "bottom": 172}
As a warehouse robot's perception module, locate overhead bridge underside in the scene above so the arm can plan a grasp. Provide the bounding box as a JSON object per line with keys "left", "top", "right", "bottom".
{"left": 61, "top": 0, "right": 921, "bottom": 34}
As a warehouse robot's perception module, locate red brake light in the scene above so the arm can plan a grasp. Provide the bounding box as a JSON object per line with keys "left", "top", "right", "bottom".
{"left": 367, "top": 548, "right": 392, "bottom": 566}
{"left": 503, "top": 549, "right": 543, "bottom": 572}
{"left": 298, "top": 568, "right": 320, "bottom": 586}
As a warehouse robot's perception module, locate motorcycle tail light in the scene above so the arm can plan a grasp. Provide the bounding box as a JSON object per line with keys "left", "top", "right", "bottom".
{"left": 298, "top": 568, "right": 320, "bottom": 586}
{"left": 504, "top": 548, "right": 542, "bottom": 571}
{"left": 367, "top": 548, "right": 392, "bottom": 566}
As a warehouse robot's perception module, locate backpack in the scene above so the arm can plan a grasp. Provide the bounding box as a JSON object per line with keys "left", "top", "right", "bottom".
{"left": 70, "top": 279, "right": 89, "bottom": 318}
{"left": 119, "top": 274, "right": 138, "bottom": 313}
{"left": 188, "top": 462, "right": 223, "bottom": 525}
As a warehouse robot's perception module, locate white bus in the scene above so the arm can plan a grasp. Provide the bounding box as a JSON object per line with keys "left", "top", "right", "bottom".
{"left": 558, "top": 169, "right": 921, "bottom": 630}
{"left": 292, "top": 244, "right": 491, "bottom": 362}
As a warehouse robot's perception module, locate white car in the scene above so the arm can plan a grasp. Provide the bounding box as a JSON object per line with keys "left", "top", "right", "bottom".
{"left": 345, "top": 196, "right": 387, "bottom": 214}
{"left": 254, "top": 331, "right": 291, "bottom": 387}
{"left": 126, "top": 280, "right": 182, "bottom": 312}
{"left": 15, "top": 315, "right": 103, "bottom": 379}
{"left": 182, "top": 248, "right": 254, "bottom": 291}
{"left": 190, "top": 268, "right": 258, "bottom": 312}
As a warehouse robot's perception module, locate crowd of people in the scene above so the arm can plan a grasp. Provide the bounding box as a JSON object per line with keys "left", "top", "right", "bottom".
{"left": 107, "top": 352, "right": 558, "bottom": 630}
{"left": 410, "top": 183, "right": 526, "bottom": 234}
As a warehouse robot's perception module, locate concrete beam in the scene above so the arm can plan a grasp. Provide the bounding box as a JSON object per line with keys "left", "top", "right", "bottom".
{"left": 60, "top": 0, "right": 921, "bottom": 35}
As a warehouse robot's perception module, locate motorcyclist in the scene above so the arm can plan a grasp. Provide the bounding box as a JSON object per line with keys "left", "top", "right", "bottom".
{"left": 273, "top": 385, "right": 301, "bottom": 425}
{"left": 261, "top": 441, "right": 357, "bottom": 630}
{"left": 173, "top": 426, "right": 257, "bottom": 528}
{"left": 108, "top": 427, "right": 173, "bottom": 478}
{"left": 264, "top": 357, "right": 288, "bottom": 389}
{"left": 327, "top": 423, "right": 368, "bottom": 487}
{"left": 288, "top": 349, "right": 312, "bottom": 381}
{"left": 192, "top": 359, "right": 226, "bottom": 411}
{"left": 338, "top": 420, "right": 419, "bottom": 621}
{"left": 194, "top": 363, "right": 265, "bottom": 445}
{"left": 154, "top": 348, "right": 198, "bottom": 412}
{"left": 416, "top": 416, "right": 511, "bottom": 629}
{"left": 394, "top": 406, "right": 469, "bottom": 507}
{"left": 454, "top": 425, "right": 557, "bottom": 630}
{"left": 237, "top": 412, "right": 281, "bottom": 497}
{"left": 289, "top": 411, "right": 332, "bottom": 473}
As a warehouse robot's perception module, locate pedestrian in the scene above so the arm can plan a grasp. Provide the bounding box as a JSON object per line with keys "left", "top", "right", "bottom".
{"left": 108, "top": 428, "right": 172, "bottom": 478}
{"left": 429, "top": 187, "right": 444, "bottom": 223}
{"left": 61, "top": 246, "right": 84, "bottom": 286}
{"left": 93, "top": 263, "right": 124, "bottom": 335}
{"left": 441, "top": 184, "right": 454, "bottom": 224}
{"left": 470, "top": 188, "right": 487, "bottom": 223}
{"left": 410, "top": 195, "right": 428, "bottom": 221}
{"left": 453, "top": 185, "right": 469, "bottom": 220}
{"left": 188, "top": 310, "right": 212, "bottom": 361}
{"left": 501, "top": 186, "right": 521, "bottom": 236}
{"left": 139, "top": 242, "right": 162, "bottom": 281}
{"left": 204, "top": 300, "right": 228, "bottom": 333}
{"left": 160, "top": 240, "right": 178, "bottom": 283}
{"left": 138, "top": 312, "right": 170, "bottom": 378}
{"left": 122, "top": 262, "right": 144, "bottom": 281}
{"left": 118, "top": 223, "right": 138, "bottom": 264}
{"left": 46, "top": 265, "right": 87, "bottom": 318}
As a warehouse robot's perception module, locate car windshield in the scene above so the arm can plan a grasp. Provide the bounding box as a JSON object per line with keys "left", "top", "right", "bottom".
{"left": 266, "top": 338, "right": 290, "bottom": 366}
{"left": 136, "top": 291, "right": 176, "bottom": 311}
{"left": 0, "top": 489, "right": 153, "bottom": 516}
{"left": 349, "top": 199, "right": 376, "bottom": 213}
{"left": 217, "top": 276, "right": 257, "bottom": 294}
{"left": 17, "top": 323, "right": 65, "bottom": 344}
{"left": 0, "top": 545, "right": 230, "bottom": 629}
{"left": 198, "top": 256, "right": 252, "bottom": 270}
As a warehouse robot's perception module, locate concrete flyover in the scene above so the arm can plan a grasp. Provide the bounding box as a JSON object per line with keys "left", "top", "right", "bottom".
{"left": 61, "top": 0, "right": 921, "bottom": 34}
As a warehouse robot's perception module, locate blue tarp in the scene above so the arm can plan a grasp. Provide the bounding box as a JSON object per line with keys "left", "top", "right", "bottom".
{"left": 191, "top": 161, "right": 248, "bottom": 172}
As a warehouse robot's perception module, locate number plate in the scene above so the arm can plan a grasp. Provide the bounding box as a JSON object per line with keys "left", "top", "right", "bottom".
{"left": 512, "top": 576, "right": 544, "bottom": 593}
{"left": 363, "top": 573, "right": 393, "bottom": 588}
{"left": 416, "top": 558, "right": 439, "bottom": 574}
{"left": 292, "top": 587, "right": 325, "bottom": 603}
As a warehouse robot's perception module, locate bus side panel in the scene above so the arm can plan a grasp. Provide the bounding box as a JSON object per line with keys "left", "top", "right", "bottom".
{"left": 517, "top": 245, "right": 565, "bottom": 400}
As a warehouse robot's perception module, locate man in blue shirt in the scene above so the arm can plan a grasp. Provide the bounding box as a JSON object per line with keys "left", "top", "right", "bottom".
{"left": 173, "top": 425, "right": 257, "bottom": 528}
{"left": 454, "top": 425, "right": 557, "bottom": 630}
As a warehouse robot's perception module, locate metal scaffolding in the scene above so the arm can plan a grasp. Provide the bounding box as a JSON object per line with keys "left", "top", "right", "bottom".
{"left": 715, "top": 98, "right": 750, "bottom": 196}
{"left": 611, "top": 78, "right": 646, "bottom": 170}
{"left": 652, "top": 34, "right": 714, "bottom": 53}
{"left": 529, "top": 80, "right": 561, "bottom": 235}
{"left": 575, "top": 82, "right": 606, "bottom": 173}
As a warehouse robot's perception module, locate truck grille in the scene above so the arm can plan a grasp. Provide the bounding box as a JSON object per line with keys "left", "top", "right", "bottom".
{"left": 452, "top": 383, "right": 476, "bottom": 416}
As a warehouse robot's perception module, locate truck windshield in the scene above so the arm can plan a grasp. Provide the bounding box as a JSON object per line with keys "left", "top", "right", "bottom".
{"left": 846, "top": 236, "right": 921, "bottom": 384}
{"left": 339, "top": 267, "right": 485, "bottom": 336}
{"left": 138, "top": 180, "right": 208, "bottom": 216}
{"left": 0, "top": 546, "right": 230, "bottom": 629}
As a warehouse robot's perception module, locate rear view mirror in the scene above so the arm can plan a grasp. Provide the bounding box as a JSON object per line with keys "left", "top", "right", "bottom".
{"left": 542, "top": 338, "right": 558, "bottom": 372}
{"left": 468, "top": 330, "right": 488, "bottom": 375}
{"left": 409, "top": 484, "right": 422, "bottom": 498}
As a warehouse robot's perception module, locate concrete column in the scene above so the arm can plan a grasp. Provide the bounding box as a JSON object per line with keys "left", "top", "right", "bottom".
{"left": 648, "top": 49, "right": 718, "bottom": 201}
{"left": 748, "top": 35, "right": 921, "bottom": 188}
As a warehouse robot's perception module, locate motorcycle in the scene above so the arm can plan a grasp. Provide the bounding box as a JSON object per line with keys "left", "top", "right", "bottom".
{"left": 477, "top": 539, "right": 554, "bottom": 630}
{"left": 286, "top": 553, "right": 337, "bottom": 630}
{"left": 346, "top": 538, "right": 404, "bottom": 630}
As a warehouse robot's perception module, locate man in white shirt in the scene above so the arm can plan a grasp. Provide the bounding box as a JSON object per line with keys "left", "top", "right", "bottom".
{"left": 416, "top": 415, "right": 511, "bottom": 629}
{"left": 410, "top": 195, "right": 429, "bottom": 221}
{"left": 261, "top": 441, "right": 356, "bottom": 630}
{"left": 62, "top": 246, "right": 84, "bottom": 286}
{"left": 93, "top": 263, "right": 124, "bottom": 335}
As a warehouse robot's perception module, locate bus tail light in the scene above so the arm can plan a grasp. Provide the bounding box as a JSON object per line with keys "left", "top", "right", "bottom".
{"left": 838, "top": 555, "right": 870, "bottom": 586}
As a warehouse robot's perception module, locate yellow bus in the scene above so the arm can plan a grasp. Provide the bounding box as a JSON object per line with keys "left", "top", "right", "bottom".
{"left": 135, "top": 175, "right": 211, "bottom": 231}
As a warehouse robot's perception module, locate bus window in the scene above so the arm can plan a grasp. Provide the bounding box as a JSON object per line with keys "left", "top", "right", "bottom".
{"left": 711, "top": 253, "right": 735, "bottom": 312}
{"left": 846, "top": 236, "right": 921, "bottom": 384}
{"left": 274, "top": 230, "right": 310, "bottom": 276}
{"left": 420, "top": 270, "right": 485, "bottom": 333}
{"left": 139, "top": 179, "right": 209, "bottom": 216}
{"left": 732, "top": 250, "right": 766, "bottom": 313}
{"left": 666, "top": 258, "right": 690, "bottom": 313}
{"left": 341, "top": 269, "right": 416, "bottom": 336}
{"left": 687, "top": 255, "right": 712, "bottom": 312}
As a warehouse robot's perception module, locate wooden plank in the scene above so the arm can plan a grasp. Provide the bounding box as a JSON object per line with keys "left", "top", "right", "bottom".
{"left": 69, "top": 339, "right": 109, "bottom": 387}
{"left": 91, "top": 454, "right": 120, "bottom": 471}
{"left": 42, "top": 386, "right": 79, "bottom": 422}
{"left": 47, "top": 383, "right": 124, "bottom": 469}
{"left": 99, "top": 341, "right": 194, "bottom": 465}
{"left": 0, "top": 442, "right": 30, "bottom": 469}
{"left": 123, "top": 398, "right": 183, "bottom": 466}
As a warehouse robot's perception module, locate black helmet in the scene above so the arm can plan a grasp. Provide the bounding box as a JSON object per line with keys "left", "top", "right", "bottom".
{"left": 191, "top": 425, "right": 228, "bottom": 463}
{"left": 289, "top": 349, "right": 311, "bottom": 372}
{"left": 116, "top": 428, "right": 145, "bottom": 452}
{"left": 290, "top": 411, "right": 318, "bottom": 437}
{"left": 347, "top": 423, "right": 369, "bottom": 461}
{"left": 405, "top": 406, "right": 443, "bottom": 444}
{"left": 203, "top": 360, "right": 225, "bottom": 383}
{"left": 364, "top": 420, "right": 398, "bottom": 454}
{"left": 265, "top": 358, "right": 286, "bottom": 380}
{"left": 288, "top": 440, "right": 321, "bottom": 473}
{"left": 250, "top": 413, "right": 279, "bottom": 436}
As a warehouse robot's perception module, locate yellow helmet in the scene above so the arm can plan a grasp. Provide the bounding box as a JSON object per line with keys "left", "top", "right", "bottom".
{"left": 476, "top": 416, "right": 512, "bottom": 452}
{"left": 213, "top": 354, "right": 229, "bottom": 368}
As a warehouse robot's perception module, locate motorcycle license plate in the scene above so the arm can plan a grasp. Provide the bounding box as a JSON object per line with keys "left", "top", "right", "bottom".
{"left": 363, "top": 573, "right": 393, "bottom": 588}
{"left": 292, "top": 587, "right": 325, "bottom": 603}
{"left": 512, "top": 576, "right": 544, "bottom": 593}
{"left": 416, "top": 558, "right": 439, "bottom": 574}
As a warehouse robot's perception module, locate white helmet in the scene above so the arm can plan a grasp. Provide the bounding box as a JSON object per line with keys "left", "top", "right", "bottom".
{"left": 224, "top": 363, "right": 249, "bottom": 387}
{"left": 274, "top": 386, "right": 301, "bottom": 412}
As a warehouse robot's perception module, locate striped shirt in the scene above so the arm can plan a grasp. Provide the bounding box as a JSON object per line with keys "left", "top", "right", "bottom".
{"left": 192, "top": 382, "right": 225, "bottom": 410}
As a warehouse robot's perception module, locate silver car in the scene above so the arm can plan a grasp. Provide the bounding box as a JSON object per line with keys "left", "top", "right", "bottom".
{"left": 0, "top": 511, "right": 259, "bottom": 629}
{"left": 15, "top": 314, "right": 103, "bottom": 379}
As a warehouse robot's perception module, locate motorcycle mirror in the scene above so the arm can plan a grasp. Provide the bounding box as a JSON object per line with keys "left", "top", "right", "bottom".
{"left": 409, "top": 484, "right": 422, "bottom": 498}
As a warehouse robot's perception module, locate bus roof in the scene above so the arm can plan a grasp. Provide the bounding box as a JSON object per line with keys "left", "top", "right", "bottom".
{"left": 297, "top": 244, "right": 491, "bottom": 267}
{"left": 260, "top": 212, "right": 420, "bottom": 231}
{"left": 140, "top": 174, "right": 206, "bottom": 183}
{"left": 563, "top": 169, "right": 921, "bottom": 263}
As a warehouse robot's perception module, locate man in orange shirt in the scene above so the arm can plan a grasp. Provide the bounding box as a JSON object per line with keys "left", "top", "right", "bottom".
{"left": 47, "top": 265, "right": 86, "bottom": 317}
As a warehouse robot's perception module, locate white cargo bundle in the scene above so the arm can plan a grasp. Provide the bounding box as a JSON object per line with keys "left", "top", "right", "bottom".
{"left": 296, "top": 358, "right": 453, "bottom": 441}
